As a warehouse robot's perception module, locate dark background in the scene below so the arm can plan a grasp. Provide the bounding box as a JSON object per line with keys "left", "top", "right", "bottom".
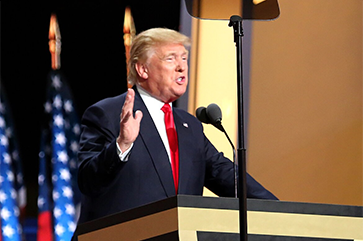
{"left": 1, "top": 0, "right": 181, "bottom": 217}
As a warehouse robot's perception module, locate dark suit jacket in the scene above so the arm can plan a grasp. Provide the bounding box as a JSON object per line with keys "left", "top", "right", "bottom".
{"left": 76, "top": 87, "right": 277, "bottom": 225}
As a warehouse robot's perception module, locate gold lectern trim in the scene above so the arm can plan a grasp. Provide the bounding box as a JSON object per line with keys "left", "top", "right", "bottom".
{"left": 177, "top": 207, "right": 363, "bottom": 240}
{"left": 78, "top": 206, "right": 363, "bottom": 240}
{"left": 248, "top": 211, "right": 363, "bottom": 240}
{"left": 78, "top": 208, "right": 178, "bottom": 241}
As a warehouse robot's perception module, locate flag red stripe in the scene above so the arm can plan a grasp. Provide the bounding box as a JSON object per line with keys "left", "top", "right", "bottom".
{"left": 37, "top": 211, "right": 53, "bottom": 241}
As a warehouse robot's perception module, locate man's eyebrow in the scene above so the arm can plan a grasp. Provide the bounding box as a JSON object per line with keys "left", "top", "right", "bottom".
{"left": 159, "top": 50, "right": 189, "bottom": 60}
{"left": 162, "top": 52, "right": 178, "bottom": 59}
{"left": 165, "top": 51, "right": 189, "bottom": 57}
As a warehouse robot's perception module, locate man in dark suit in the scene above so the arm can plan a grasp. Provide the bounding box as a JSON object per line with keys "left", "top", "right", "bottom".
{"left": 75, "top": 27, "right": 277, "bottom": 227}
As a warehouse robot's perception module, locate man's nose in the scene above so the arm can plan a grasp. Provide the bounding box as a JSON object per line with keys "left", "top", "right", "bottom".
{"left": 176, "top": 60, "right": 186, "bottom": 72}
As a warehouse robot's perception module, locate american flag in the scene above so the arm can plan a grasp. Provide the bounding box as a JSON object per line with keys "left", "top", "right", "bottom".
{"left": 37, "top": 71, "right": 80, "bottom": 241}
{"left": 0, "top": 84, "right": 25, "bottom": 241}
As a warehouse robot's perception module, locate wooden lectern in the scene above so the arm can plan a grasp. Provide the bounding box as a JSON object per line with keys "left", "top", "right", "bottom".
{"left": 75, "top": 195, "right": 363, "bottom": 241}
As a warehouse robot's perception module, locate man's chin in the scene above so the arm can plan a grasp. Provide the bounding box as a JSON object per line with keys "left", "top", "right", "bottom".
{"left": 175, "top": 89, "right": 187, "bottom": 99}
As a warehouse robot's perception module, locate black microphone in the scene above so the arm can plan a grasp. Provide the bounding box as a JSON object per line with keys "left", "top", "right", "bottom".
{"left": 197, "top": 103, "right": 234, "bottom": 149}
{"left": 196, "top": 104, "right": 224, "bottom": 132}
{"left": 205, "top": 103, "right": 224, "bottom": 132}
{"left": 195, "top": 106, "right": 211, "bottom": 124}
{"left": 196, "top": 103, "right": 237, "bottom": 197}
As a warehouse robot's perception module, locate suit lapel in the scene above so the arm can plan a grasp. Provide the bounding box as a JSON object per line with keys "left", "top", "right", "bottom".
{"left": 173, "top": 110, "right": 195, "bottom": 194}
{"left": 133, "top": 88, "right": 175, "bottom": 196}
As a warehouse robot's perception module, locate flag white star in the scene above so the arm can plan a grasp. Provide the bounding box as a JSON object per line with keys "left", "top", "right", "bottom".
{"left": 57, "top": 151, "right": 69, "bottom": 164}
{"left": 54, "top": 207, "right": 62, "bottom": 219}
{"left": 3, "top": 152, "right": 11, "bottom": 164}
{"left": 53, "top": 95, "right": 63, "bottom": 109}
{"left": 7, "top": 170, "right": 14, "bottom": 182}
{"left": 65, "top": 204, "right": 75, "bottom": 216}
{"left": 55, "top": 224, "right": 65, "bottom": 236}
{"left": 53, "top": 190, "right": 60, "bottom": 201}
{"left": 59, "top": 168, "right": 71, "bottom": 181}
{"left": 52, "top": 75, "right": 62, "bottom": 89}
{"left": 38, "top": 174, "right": 45, "bottom": 185}
{"left": 13, "top": 206, "right": 19, "bottom": 217}
{"left": 68, "top": 221, "right": 76, "bottom": 232}
{"left": 0, "top": 190, "right": 7, "bottom": 203}
{"left": 10, "top": 188, "right": 17, "bottom": 199}
{"left": 2, "top": 224, "right": 15, "bottom": 238}
{"left": 0, "top": 134, "right": 8, "bottom": 147}
{"left": 55, "top": 132, "right": 66, "bottom": 146}
{"left": 1, "top": 207, "right": 11, "bottom": 220}
{"left": 70, "top": 141, "right": 79, "bottom": 153}
{"left": 73, "top": 124, "right": 80, "bottom": 135}
{"left": 62, "top": 186, "right": 73, "bottom": 199}
{"left": 54, "top": 114, "right": 64, "bottom": 128}
{"left": 64, "top": 100, "right": 73, "bottom": 113}
{"left": 37, "top": 197, "right": 45, "bottom": 208}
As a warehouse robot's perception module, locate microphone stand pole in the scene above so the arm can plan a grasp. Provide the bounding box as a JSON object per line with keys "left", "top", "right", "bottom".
{"left": 229, "top": 15, "right": 248, "bottom": 241}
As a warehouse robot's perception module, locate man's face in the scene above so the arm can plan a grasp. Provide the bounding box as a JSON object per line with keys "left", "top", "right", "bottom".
{"left": 139, "top": 43, "right": 189, "bottom": 103}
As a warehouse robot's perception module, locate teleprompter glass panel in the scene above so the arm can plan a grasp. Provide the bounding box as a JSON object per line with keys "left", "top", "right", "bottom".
{"left": 184, "top": 0, "right": 280, "bottom": 20}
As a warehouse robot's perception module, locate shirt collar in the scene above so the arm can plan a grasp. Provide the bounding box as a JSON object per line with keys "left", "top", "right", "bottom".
{"left": 136, "top": 85, "right": 172, "bottom": 113}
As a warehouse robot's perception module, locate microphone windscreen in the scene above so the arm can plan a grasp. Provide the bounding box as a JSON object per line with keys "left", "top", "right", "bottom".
{"left": 196, "top": 106, "right": 211, "bottom": 124}
{"left": 206, "top": 103, "right": 222, "bottom": 124}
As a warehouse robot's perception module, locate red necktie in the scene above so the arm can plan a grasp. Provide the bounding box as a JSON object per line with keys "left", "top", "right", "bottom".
{"left": 161, "top": 103, "right": 179, "bottom": 193}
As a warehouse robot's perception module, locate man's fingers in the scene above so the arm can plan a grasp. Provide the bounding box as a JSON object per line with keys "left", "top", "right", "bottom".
{"left": 121, "top": 110, "right": 131, "bottom": 123}
{"left": 126, "top": 88, "right": 135, "bottom": 107}
{"left": 121, "top": 88, "right": 135, "bottom": 119}
{"left": 134, "top": 110, "right": 143, "bottom": 123}
{"left": 121, "top": 89, "right": 143, "bottom": 125}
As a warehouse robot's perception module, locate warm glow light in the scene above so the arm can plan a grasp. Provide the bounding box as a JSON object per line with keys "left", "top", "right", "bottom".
{"left": 123, "top": 6, "right": 136, "bottom": 88}
{"left": 48, "top": 13, "right": 61, "bottom": 70}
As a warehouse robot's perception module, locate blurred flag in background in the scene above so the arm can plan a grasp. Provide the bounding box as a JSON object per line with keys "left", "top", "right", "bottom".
{"left": 37, "top": 14, "right": 81, "bottom": 241}
{"left": 0, "top": 82, "right": 26, "bottom": 241}
{"left": 37, "top": 71, "right": 81, "bottom": 241}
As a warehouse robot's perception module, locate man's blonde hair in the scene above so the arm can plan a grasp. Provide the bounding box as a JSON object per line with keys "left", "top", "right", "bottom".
{"left": 127, "top": 28, "right": 191, "bottom": 85}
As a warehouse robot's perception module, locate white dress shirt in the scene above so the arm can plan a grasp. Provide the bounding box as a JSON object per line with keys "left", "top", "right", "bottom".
{"left": 116, "top": 86, "right": 172, "bottom": 162}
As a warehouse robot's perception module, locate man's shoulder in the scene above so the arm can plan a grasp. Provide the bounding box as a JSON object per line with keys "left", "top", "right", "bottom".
{"left": 82, "top": 92, "right": 127, "bottom": 118}
{"left": 94, "top": 93, "right": 127, "bottom": 107}
{"left": 174, "top": 107, "right": 201, "bottom": 125}
{"left": 174, "top": 107, "right": 194, "bottom": 117}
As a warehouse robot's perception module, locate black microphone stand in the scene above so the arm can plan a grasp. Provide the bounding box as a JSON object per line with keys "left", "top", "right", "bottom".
{"left": 216, "top": 123, "right": 238, "bottom": 198}
{"left": 229, "top": 15, "right": 248, "bottom": 241}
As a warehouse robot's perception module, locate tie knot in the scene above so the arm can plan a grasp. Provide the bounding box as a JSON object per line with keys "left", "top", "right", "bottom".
{"left": 161, "top": 103, "right": 171, "bottom": 114}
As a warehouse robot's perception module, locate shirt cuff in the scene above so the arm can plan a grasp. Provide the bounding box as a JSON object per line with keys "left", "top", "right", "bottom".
{"left": 116, "top": 142, "right": 133, "bottom": 162}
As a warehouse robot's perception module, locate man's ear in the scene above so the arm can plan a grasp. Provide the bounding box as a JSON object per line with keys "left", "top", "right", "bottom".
{"left": 135, "top": 63, "right": 148, "bottom": 80}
